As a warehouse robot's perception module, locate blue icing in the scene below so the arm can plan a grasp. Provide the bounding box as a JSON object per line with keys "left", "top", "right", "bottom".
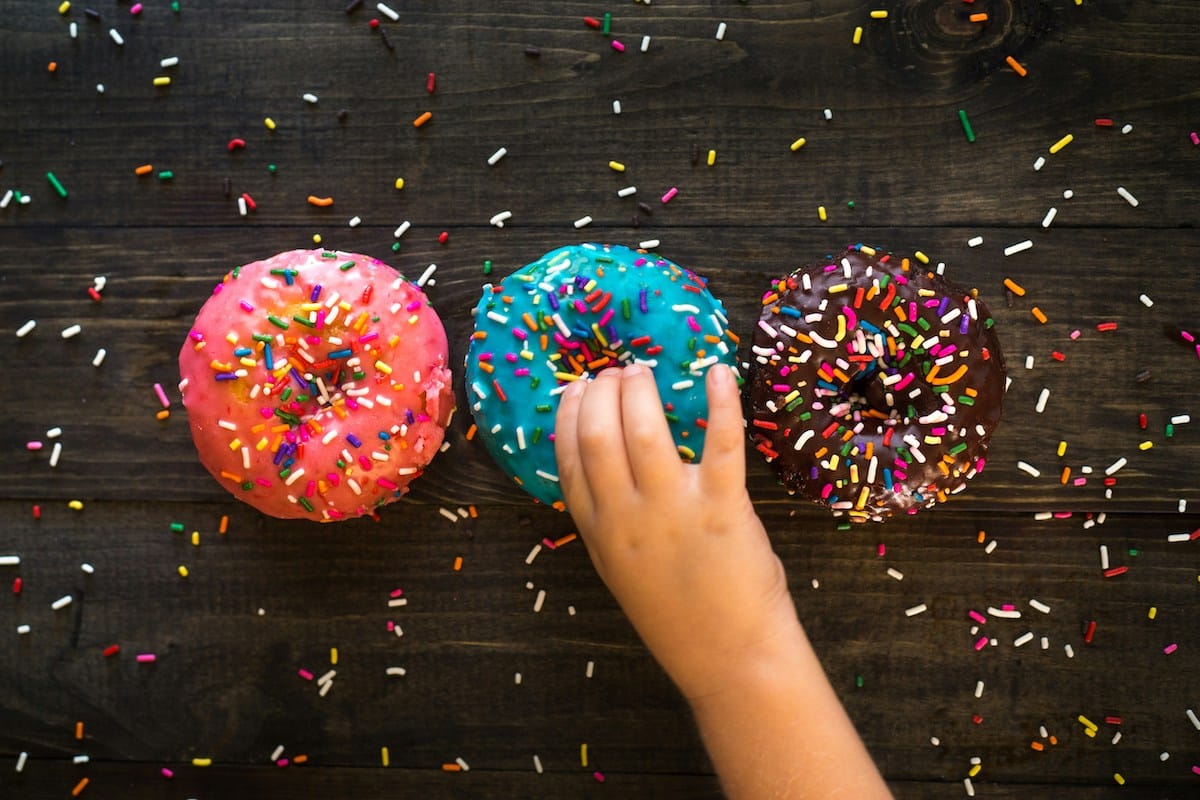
{"left": 465, "top": 243, "right": 739, "bottom": 507}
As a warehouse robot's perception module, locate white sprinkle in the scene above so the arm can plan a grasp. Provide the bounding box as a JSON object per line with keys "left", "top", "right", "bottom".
{"left": 1004, "top": 239, "right": 1034, "bottom": 256}
{"left": 348, "top": 215, "right": 362, "bottom": 228}
{"left": 905, "top": 603, "right": 928, "bottom": 617}
{"left": 967, "top": 236, "right": 983, "bottom": 247}
{"left": 73, "top": 755, "right": 88, "bottom": 765}
{"left": 486, "top": 310, "right": 509, "bottom": 325}
{"left": 930, "top": 737, "right": 940, "bottom": 747}
{"left": 533, "top": 754, "right": 544, "bottom": 773}
{"left": 1014, "top": 631, "right": 1035, "bottom": 647}
{"left": 455, "top": 757, "right": 470, "bottom": 772}
{"left": 161, "top": 56, "right": 180, "bottom": 68}
{"left": 386, "top": 666, "right": 406, "bottom": 677}
{"left": 487, "top": 146, "right": 508, "bottom": 166}
{"left": 1116, "top": 186, "right": 1139, "bottom": 207}
{"left": 524, "top": 544, "right": 542, "bottom": 565}
{"left": 988, "top": 606, "right": 1022, "bottom": 619}
{"left": 387, "top": 597, "right": 407, "bottom": 607}
{"left": 19, "top": 194, "right": 31, "bottom": 205}
{"left": 1099, "top": 544, "right": 1110, "bottom": 570}
{"left": 984, "top": 540, "right": 997, "bottom": 554}
{"left": 1033, "top": 156, "right": 1046, "bottom": 171}
{"left": 1139, "top": 293, "right": 1154, "bottom": 307}
{"left": 974, "top": 681, "right": 985, "bottom": 699}
{"left": 886, "top": 568, "right": 904, "bottom": 581}
{"left": 16, "top": 752, "right": 28, "bottom": 772}
{"left": 47, "top": 427, "right": 62, "bottom": 438}
{"left": 489, "top": 210, "right": 513, "bottom": 227}
{"left": 51, "top": 594, "right": 73, "bottom": 611}
{"left": 715, "top": 21, "right": 727, "bottom": 40}
{"left": 1165, "top": 532, "right": 1190, "bottom": 543}
{"left": 1024, "top": 355, "right": 1034, "bottom": 370}
{"left": 1029, "top": 598, "right": 1051, "bottom": 614}
{"left": 1179, "top": 499, "right": 1188, "bottom": 513}
{"left": 96, "top": 84, "right": 104, "bottom": 94}
{"left": 49, "top": 442, "right": 63, "bottom": 468}
{"left": 16, "top": 320, "right": 36, "bottom": 338}
{"left": 1017, "top": 461, "right": 1041, "bottom": 478}
{"left": 617, "top": 186, "right": 637, "bottom": 198}
{"left": 109, "top": 27, "right": 124, "bottom": 46}
{"left": 1111, "top": 731, "right": 1122, "bottom": 745}
{"left": 964, "top": 777, "right": 975, "bottom": 797}
{"left": 1, "top": 190, "right": 13, "bottom": 208}
{"left": 811, "top": 578, "right": 820, "bottom": 589}
{"left": 533, "top": 589, "right": 546, "bottom": 613}
{"left": 638, "top": 239, "right": 660, "bottom": 250}
{"left": 1063, "top": 189, "right": 1074, "bottom": 199}
{"left": 393, "top": 220, "right": 411, "bottom": 238}
{"left": 1035, "top": 387, "right": 1050, "bottom": 413}
{"left": 69, "top": 21, "right": 77, "bottom": 38}
{"left": 81, "top": 563, "right": 95, "bottom": 574}
{"left": 416, "top": 263, "right": 437, "bottom": 287}
{"left": 1065, "top": 643, "right": 1075, "bottom": 658}
{"left": 270, "top": 745, "right": 286, "bottom": 762}
{"left": 671, "top": 379, "right": 694, "bottom": 391}
{"left": 567, "top": 605, "right": 576, "bottom": 616}
{"left": 1041, "top": 636, "right": 1049, "bottom": 649}
{"left": 438, "top": 507, "right": 458, "bottom": 522}
{"left": 0, "top": 556, "right": 19, "bottom": 566}
{"left": 612, "top": 99, "right": 622, "bottom": 114}
{"left": 318, "top": 680, "right": 333, "bottom": 697}
{"left": 237, "top": 196, "right": 248, "bottom": 216}
{"left": 823, "top": 108, "right": 833, "bottom": 120}
{"left": 393, "top": 624, "right": 404, "bottom": 638}
{"left": 1186, "top": 708, "right": 1200, "bottom": 730}
{"left": 1104, "top": 457, "right": 1127, "bottom": 476}
{"left": 17, "top": 624, "right": 31, "bottom": 635}
{"left": 585, "top": 660, "right": 594, "bottom": 678}
{"left": 513, "top": 672, "right": 522, "bottom": 685}
{"left": 573, "top": 215, "right": 593, "bottom": 229}
{"left": 376, "top": 3, "right": 399, "bottom": 22}
{"left": 1121, "top": 123, "right": 1133, "bottom": 134}
{"left": 61, "top": 324, "right": 82, "bottom": 339}
{"left": 1170, "top": 414, "right": 1190, "bottom": 425}
{"left": 1041, "top": 207, "right": 1057, "bottom": 228}
{"left": 302, "top": 92, "right": 318, "bottom": 104}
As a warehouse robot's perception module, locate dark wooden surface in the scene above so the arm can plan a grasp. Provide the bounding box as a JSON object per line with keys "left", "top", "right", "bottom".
{"left": 2, "top": 1, "right": 1199, "bottom": 797}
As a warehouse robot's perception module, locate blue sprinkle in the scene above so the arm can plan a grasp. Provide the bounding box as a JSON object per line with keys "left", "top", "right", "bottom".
{"left": 884, "top": 469, "right": 893, "bottom": 491}
{"left": 859, "top": 320, "right": 882, "bottom": 334}
{"left": 778, "top": 306, "right": 802, "bottom": 318}
{"left": 233, "top": 347, "right": 252, "bottom": 357}
{"left": 378, "top": 431, "right": 391, "bottom": 440}
{"left": 328, "top": 348, "right": 352, "bottom": 360}
{"left": 346, "top": 433, "right": 362, "bottom": 448}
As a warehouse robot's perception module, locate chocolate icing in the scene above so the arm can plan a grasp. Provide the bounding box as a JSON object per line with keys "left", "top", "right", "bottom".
{"left": 746, "top": 246, "right": 1006, "bottom": 522}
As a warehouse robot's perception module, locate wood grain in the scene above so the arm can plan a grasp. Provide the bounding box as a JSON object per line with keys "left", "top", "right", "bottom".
{"left": 3, "top": 1, "right": 1199, "bottom": 797}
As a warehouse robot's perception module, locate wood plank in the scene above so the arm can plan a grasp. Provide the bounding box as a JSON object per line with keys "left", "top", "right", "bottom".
{"left": 2, "top": 225, "right": 1196, "bottom": 511}
{"left": 1, "top": 2, "right": 1198, "bottom": 228}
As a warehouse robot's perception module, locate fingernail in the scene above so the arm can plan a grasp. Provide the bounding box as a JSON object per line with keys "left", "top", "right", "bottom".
{"left": 562, "top": 378, "right": 587, "bottom": 397}
{"left": 622, "top": 364, "right": 645, "bottom": 379}
{"left": 709, "top": 364, "right": 732, "bottom": 385}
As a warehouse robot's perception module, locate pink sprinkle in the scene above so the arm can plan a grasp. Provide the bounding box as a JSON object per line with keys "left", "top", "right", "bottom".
{"left": 611, "top": 40, "right": 625, "bottom": 52}
{"left": 968, "top": 610, "right": 987, "bottom": 625}
{"left": 377, "top": 478, "right": 398, "bottom": 491}
{"left": 298, "top": 668, "right": 314, "bottom": 681}
{"left": 276, "top": 758, "right": 289, "bottom": 767}
{"left": 1002, "top": 603, "right": 1016, "bottom": 611}
{"left": 240, "top": 300, "right": 254, "bottom": 312}
{"left": 1192, "top": 765, "right": 1200, "bottom": 776}
{"left": 153, "top": 382, "right": 171, "bottom": 409}
{"left": 390, "top": 587, "right": 404, "bottom": 597}
{"left": 1073, "top": 477, "right": 1088, "bottom": 486}
{"left": 136, "top": 653, "right": 157, "bottom": 663}
{"left": 514, "top": 368, "right": 530, "bottom": 377}
{"left": 661, "top": 186, "right": 678, "bottom": 204}
{"left": 131, "top": 3, "right": 143, "bottom": 15}
{"left": 1164, "top": 643, "right": 1178, "bottom": 655}
{"left": 876, "top": 543, "right": 886, "bottom": 557}
{"left": 1191, "top": 132, "right": 1200, "bottom": 146}
{"left": 386, "top": 620, "right": 394, "bottom": 631}
{"left": 161, "top": 768, "right": 174, "bottom": 779}
{"left": 26, "top": 441, "right": 43, "bottom": 451}
{"left": 542, "top": 537, "right": 558, "bottom": 550}
{"left": 593, "top": 771, "right": 606, "bottom": 782}
{"left": 974, "top": 636, "right": 989, "bottom": 651}
{"left": 1069, "top": 329, "right": 1081, "bottom": 340}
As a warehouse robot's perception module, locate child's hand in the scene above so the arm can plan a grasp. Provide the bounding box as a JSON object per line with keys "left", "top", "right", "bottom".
{"left": 554, "top": 364, "right": 800, "bottom": 701}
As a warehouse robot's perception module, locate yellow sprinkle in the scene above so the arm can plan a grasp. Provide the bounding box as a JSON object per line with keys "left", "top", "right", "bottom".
{"left": 381, "top": 747, "right": 390, "bottom": 767}
{"left": 853, "top": 26, "right": 863, "bottom": 44}
{"left": 870, "top": 9, "right": 888, "bottom": 19}
{"left": 228, "top": 438, "right": 242, "bottom": 451}
{"left": 330, "top": 647, "right": 338, "bottom": 665}
{"left": 828, "top": 283, "right": 849, "bottom": 294}
{"left": 580, "top": 743, "right": 588, "bottom": 768}
{"left": 789, "top": 137, "right": 806, "bottom": 151}
{"left": 312, "top": 234, "right": 322, "bottom": 244}
{"left": 191, "top": 531, "right": 200, "bottom": 547}
{"left": 394, "top": 178, "right": 404, "bottom": 190}
{"left": 192, "top": 757, "right": 212, "bottom": 767}
{"left": 178, "top": 565, "right": 189, "bottom": 578}
{"left": 968, "top": 764, "right": 981, "bottom": 777}
{"left": 914, "top": 250, "right": 930, "bottom": 264}
{"left": 1113, "top": 774, "right": 1125, "bottom": 786}
{"left": 1049, "top": 133, "right": 1074, "bottom": 154}
{"left": 607, "top": 160, "right": 625, "bottom": 172}
{"left": 1138, "top": 440, "right": 1153, "bottom": 450}
{"left": 706, "top": 149, "right": 716, "bottom": 166}
{"left": 1057, "top": 440, "right": 1067, "bottom": 457}
{"left": 59, "top": 1, "right": 70, "bottom": 14}
{"left": 68, "top": 500, "right": 84, "bottom": 511}
{"left": 153, "top": 76, "right": 171, "bottom": 87}
{"left": 1148, "top": 606, "right": 1157, "bottom": 620}
{"left": 860, "top": 245, "right": 876, "bottom": 256}
{"left": 1077, "top": 714, "right": 1098, "bottom": 731}
{"left": 554, "top": 371, "right": 581, "bottom": 382}
{"left": 818, "top": 206, "right": 827, "bottom": 221}
{"left": 264, "top": 117, "right": 276, "bottom": 130}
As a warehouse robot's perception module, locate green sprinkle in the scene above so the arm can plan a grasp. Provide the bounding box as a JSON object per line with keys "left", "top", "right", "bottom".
{"left": 958, "top": 109, "right": 976, "bottom": 143}
{"left": 157, "top": 170, "right": 174, "bottom": 181}
{"left": 252, "top": 333, "right": 274, "bottom": 343}
{"left": 855, "top": 675, "right": 864, "bottom": 689}
{"left": 531, "top": 427, "right": 542, "bottom": 444}
{"left": 784, "top": 396, "right": 805, "bottom": 412}
{"left": 280, "top": 387, "right": 293, "bottom": 401}
{"left": 391, "top": 242, "right": 401, "bottom": 252}
{"left": 596, "top": 255, "right": 613, "bottom": 264}
{"left": 948, "top": 442, "right": 968, "bottom": 455}
{"left": 292, "top": 314, "right": 315, "bottom": 328}
{"left": 299, "top": 497, "right": 313, "bottom": 512}
{"left": 958, "top": 395, "right": 976, "bottom": 406}
{"left": 278, "top": 468, "right": 292, "bottom": 480}
{"left": 916, "top": 317, "right": 931, "bottom": 331}
{"left": 530, "top": 376, "right": 541, "bottom": 389}
{"left": 352, "top": 370, "right": 365, "bottom": 380}
{"left": 171, "top": 1, "right": 180, "bottom": 11}
{"left": 621, "top": 298, "right": 631, "bottom": 320}
{"left": 241, "top": 481, "right": 254, "bottom": 491}
{"left": 535, "top": 404, "right": 552, "bottom": 412}
{"left": 846, "top": 200, "right": 855, "bottom": 209}
{"left": 267, "top": 314, "right": 289, "bottom": 329}
{"left": 1128, "top": 548, "right": 1139, "bottom": 557}
{"left": 169, "top": 522, "right": 185, "bottom": 533}
{"left": 664, "top": 412, "right": 680, "bottom": 423}
{"left": 268, "top": 164, "right": 277, "bottom": 174}
{"left": 46, "top": 172, "right": 68, "bottom": 198}
{"left": 321, "top": 252, "right": 337, "bottom": 259}
{"left": 602, "top": 12, "right": 611, "bottom": 34}
{"left": 836, "top": 522, "right": 852, "bottom": 531}
{"left": 483, "top": 259, "right": 492, "bottom": 275}
{"left": 339, "top": 260, "right": 356, "bottom": 271}
{"left": 336, "top": 459, "right": 346, "bottom": 469}
{"left": 1165, "top": 424, "right": 1174, "bottom": 438}
{"left": 798, "top": 411, "right": 813, "bottom": 421}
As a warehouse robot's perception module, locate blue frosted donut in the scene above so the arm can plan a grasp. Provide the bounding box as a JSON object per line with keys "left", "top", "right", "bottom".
{"left": 465, "top": 243, "right": 740, "bottom": 507}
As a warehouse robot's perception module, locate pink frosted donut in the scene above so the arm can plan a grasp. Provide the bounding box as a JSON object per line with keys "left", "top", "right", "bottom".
{"left": 179, "top": 249, "right": 455, "bottom": 521}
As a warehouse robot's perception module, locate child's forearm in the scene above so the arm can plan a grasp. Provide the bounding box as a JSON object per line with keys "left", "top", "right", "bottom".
{"left": 687, "top": 621, "right": 893, "bottom": 800}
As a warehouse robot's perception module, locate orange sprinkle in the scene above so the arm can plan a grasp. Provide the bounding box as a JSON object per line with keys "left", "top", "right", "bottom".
{"left": 1060, "top": 466, "right": 1071, "bottom": 484}
{"left": 970, "top": 13, "right": 988, "bottom": 22}
{"left": 293, "top": 754, "right": 308, "bottom": 764}
{"left": 1002, "top": 277, "right": 1026, "bottom": 296}
{"left": 553, "top": 532, "right": 578, "bottom": 548}
{"left": 306, "top": 195, "right": 334, "bottom": 207}
{"left": 1005, "top": 56, "right": 1027, "bottom": 77}
{"left": 977, "top": 530, "right": 986, "bottom": 544}
{"left": 413, "top": 111, "right": 433, "bottom": 127}
{"left": 75, "top": 720, "right": 84, "bottom": 740}
{"left": 1049, "top": 735, "right": 1058, "bottom": 745}
{"left": 72, "top": 778, "right": 90, "bottom": 797}
{"left": 1030, "top": 741, "right": 1045, "bottom": 751}
{"left": 453, "top": 556, "right": 463, "bottom": 571}
{"left": 155, "top": 409, "right": 171, "bottom": 420}
{"left": 465, "top": 423, "right": 477, "bottom": 441}
{"left": 468, "top": 505, "right": 478, "bottom": 518}
{"left": 1031, "top": 306, "right": 1048, "bottom": 324}
{"left": 219, "top": 515, "right": 229, "bottom": 534}
{"left": 220, "top": 470, "right": 242, "bottom": 482}
{"left": 48, "top": 61, "right": 58, "bottom": 73}
{"left": 441, "top": 763, "right": 462, "bottom": 772}
{"left": 134, "top": 163, "right": 154, "bottom": 175}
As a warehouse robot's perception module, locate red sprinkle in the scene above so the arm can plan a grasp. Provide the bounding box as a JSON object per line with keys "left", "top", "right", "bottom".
{"left": 1084, "top": 620, "right": 1097, "bottom": 644}
{"left": 1094, "top": 118, "right": 1114, "bottom": 127}
{"left": 583, "top": 16, "right": 601, "bottom": 28}
{"left": 1103, "top": 565, "right": 1129, "bottom": 578}
{"left": 1050, "top": 351, "right": 1065, "bottom": 362}
{"left": 12, "top": 577, "right": 22, "bottom": 594}
{"left": 1139, "top": 413, "right": 1148, "bottom": 429}
{"left": 369, "top": 18, "right": 379, "bottom": 28}
{"left": 1096, "top": 321, "right": 1118, "bottom": 332}
{"left": 103, "top": 644, "right": 120, "bottom": 657}
{"left": 426, "top": 72, "right": 436, "bottom": 93}
{"left": 241, "top": 192, "right": 257, "bottom": 211}
{"left": 227, "top": 137, "right": 247, "bottom": 152}
{"left": 32, "top": 505, "right": 41, "bottom": 520}
{"left": 438, "top": 231, "right": 449, "bottom": 244}
{"left": 88, "top": 287, "right": 102, "bottom": 302}
{"left": 1104, "top": 716, "right": 1123, "bottom": 725}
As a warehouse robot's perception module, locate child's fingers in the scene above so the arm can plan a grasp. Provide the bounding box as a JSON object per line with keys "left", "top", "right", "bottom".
{"left": 575, "top": 369, "right": 636, "bottom": 499}
{"left": 619, "top": 365, "right": 684, "bottom": 491}
{"left": 698, "top": 364, "right": 747, "bottom": 495}
{"left": 553, "top": 377, "right": 595, "bottom": 521}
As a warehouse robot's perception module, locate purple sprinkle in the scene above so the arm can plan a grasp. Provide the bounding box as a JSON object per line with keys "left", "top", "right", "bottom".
{"left": 638, "top": 288, "right": 648, "bottom": 313}
{"left": 215, "top": 372, "right": 239, "bottom": 381}
{"left": 346, "top": 433, "right": 362, "bottom": 448}
{"left": 959, "top": 314, "right": 971, "bottom": 334}
{"left": 310, "top": 284, "right": 322, "bottom": 302}
{"left": 546, "top": 292, "right": 560, "bottom": 310}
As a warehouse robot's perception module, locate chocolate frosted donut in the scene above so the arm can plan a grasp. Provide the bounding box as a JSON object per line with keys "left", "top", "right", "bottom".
{"left": 746, "top": 245, "right": 1005, "bottom": 521}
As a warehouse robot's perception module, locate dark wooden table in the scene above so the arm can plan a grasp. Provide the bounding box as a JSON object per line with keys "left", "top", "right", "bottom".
{"left": 3, "top": 1, "right": 1199, "bottom": 797}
